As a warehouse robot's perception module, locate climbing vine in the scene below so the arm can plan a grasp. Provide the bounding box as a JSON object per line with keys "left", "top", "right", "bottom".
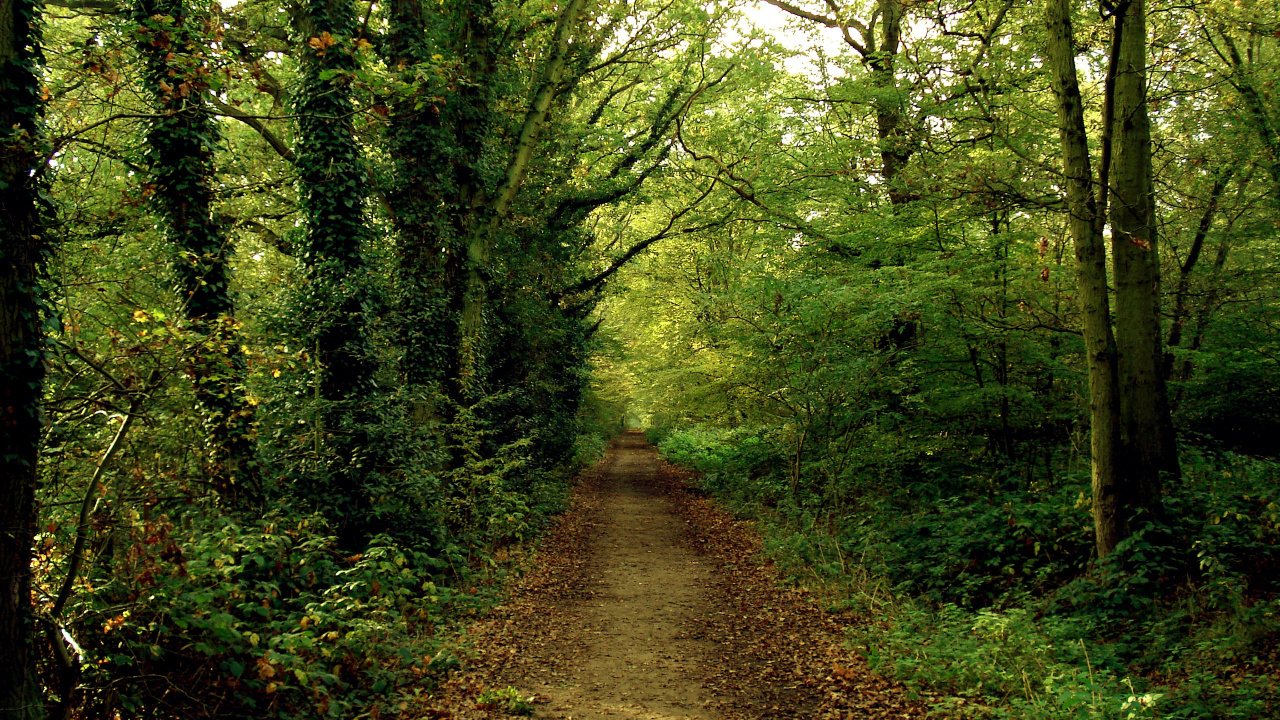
{"left": 290, "top": 0, "right": 380, "bottom": 541}
{"left": 133, "top": 0, "right": 256, "bottom": 499}
{"left": 0, "top": 0, "right": 51, "bottom": 714}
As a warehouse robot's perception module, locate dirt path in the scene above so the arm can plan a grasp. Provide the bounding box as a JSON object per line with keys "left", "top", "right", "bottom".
{"left": 427, "top": 433, "right": 928, "bottom": 720}
{"left": 529, "top": 434, "right": 716, "bottom": 719}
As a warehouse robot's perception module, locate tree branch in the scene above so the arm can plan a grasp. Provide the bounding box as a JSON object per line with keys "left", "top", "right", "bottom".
{"left": 490, "top": 0, "right": 589, "bottom": 220}
{"left": 210, "top": 97, "right": 296, "bottom": 163}
{"left": 51, "top": 370, "right": 160, "bottom": 619}
{"left": 559, "top": 180, "right": 719, "bottom": 297}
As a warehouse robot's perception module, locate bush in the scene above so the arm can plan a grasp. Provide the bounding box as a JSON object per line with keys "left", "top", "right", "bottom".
{"left": 65, "top": 514, "right": 474, "bottom": 719}
{"left": 654, "top": 422, "right": 1280, "bottom": 719}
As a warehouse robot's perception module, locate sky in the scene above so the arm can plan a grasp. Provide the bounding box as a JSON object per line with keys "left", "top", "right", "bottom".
{"left": 737, "top": 0, "right": 854, "bottom": 76}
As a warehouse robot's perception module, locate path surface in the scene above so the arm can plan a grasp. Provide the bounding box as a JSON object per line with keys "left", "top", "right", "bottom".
{"left": 428, "top": 433, "right": 927, "bottom": 720}
{"left": 528, "top": 434, "right": 715, "bottom": 719}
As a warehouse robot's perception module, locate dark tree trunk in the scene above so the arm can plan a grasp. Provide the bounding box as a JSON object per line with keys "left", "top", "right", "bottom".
{"left": 871, "top": 0, "right": 916, "bottom": 207}
{"left": 382, "top": 0, "right": 487, "bottom": 406}
{"left": 1109, "top": 0, "right": 1180, "bottom": 531}
{"left": 1, "top": 0, "right": 48, "bottom": 715}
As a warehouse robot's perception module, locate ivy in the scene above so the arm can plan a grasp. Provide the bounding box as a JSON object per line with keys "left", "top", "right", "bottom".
{"left": 133, "top": 0, "right": 256, "bottom": 500}
{"left": 0, "top": 0, "right": 51, "bottom": 714}
{"left": 289, "top": 0, "right": 381, "bottom": 543}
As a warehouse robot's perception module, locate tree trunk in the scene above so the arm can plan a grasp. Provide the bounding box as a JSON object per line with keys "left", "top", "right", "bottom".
{"left": 871, "top": 0, "right": 914, "bottom": 206}
{"left": 294, "top": 0, "right": 379, "bottom": 545}
{"left": 1, "top": 0, "right": 48, "bottom": 715}
{"left": 135, "top": 0, "right": 256, "bottom": 501}
{"left": 1044, "top": 0, "right": 1124, "bottom": 559}
{"left": 384, "top": 0, "right": 455, "bottom": 416}
{"left": 1215, "top": 27, "right": 1280, "bottom": 200}
{"left": 457, "top": 0, "right": 586, "bottom": 397}
{"left": 1109, "top": 0, "right": 1180, "bottom": 527}
{"left": 294, "top": 0, "right": 377, "bottom": 408}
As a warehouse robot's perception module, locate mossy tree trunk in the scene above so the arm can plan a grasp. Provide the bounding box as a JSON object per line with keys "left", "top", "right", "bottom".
{"left": 0, "top": 0, "right": 48, "bottom": 715}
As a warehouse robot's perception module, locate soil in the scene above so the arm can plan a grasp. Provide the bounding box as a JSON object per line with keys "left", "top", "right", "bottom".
{"left": 425, "top": 432, "right": 929, "bottom": 720}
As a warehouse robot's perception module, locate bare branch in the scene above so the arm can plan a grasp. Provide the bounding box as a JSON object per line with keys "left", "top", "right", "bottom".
{"left": 51, "top": 370, "right": 161, "bottom": 620}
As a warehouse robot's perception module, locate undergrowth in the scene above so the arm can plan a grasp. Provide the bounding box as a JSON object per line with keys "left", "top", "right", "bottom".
{"left": 653, "top": 425, "right": 1280, "bottom": 719}
{"left": 34, "top": 409, "right": 611, "bottom": 719}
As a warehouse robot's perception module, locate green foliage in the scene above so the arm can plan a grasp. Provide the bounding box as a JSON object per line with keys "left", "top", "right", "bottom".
{"left": 476, "top": 685, "right": 535, "bottom": 715}
{"left": 63, "top": 514, "right": 482, "bottom": 719}
{"left": 654, "top": 427, "right": 1280, "bottom": 719}
{"left": 860, "top": 602, "right": 1160, "bottom": 720}
{"left": 21, "top": 0, "right": 1280, "bottom": 716}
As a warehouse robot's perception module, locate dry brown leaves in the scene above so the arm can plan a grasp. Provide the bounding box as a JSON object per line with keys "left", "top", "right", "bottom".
{"left": 652, "top": 460, "right": 931, "bottom": 720}
{"left": 414, "top": 454, "right": 609, "bottom": 719}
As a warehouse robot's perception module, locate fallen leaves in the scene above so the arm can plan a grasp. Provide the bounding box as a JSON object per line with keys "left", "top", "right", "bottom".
{"left": 657, "top": 452, "right": 931, "bottom": 720}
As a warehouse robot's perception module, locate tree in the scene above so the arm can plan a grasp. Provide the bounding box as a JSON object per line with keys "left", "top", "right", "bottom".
{"left": 1043, "top": 0, "right": 1178, "bottom": 558}
{"left": 1043, "top": 0, "right": 1123, "bottom": 558}
{"left": 134, "top": 0, "right": 256, "bottom": 501}
{"left": 764, "top": 0, "right": 918, "bottom": 205}
{"left": 381, "top": 0, "right": 486, "bottom": 406}
{"left": 1, "top": 0, "right": 49, "bottom": 714}
{"left": 292, "top": 0, "right": 380, "bottom": 541}
{"left": 1109, "top": 0, "right": 1180, "bottom": 513}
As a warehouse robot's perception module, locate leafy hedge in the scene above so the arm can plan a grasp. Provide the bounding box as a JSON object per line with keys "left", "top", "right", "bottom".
{"left": 654, "top": 425, "right": 1280, "bottom": 719}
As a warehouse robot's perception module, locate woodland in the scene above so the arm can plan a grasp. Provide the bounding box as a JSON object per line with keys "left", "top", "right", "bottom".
{"left": 0, "top": 0, "right": 1278, "bottom": 716}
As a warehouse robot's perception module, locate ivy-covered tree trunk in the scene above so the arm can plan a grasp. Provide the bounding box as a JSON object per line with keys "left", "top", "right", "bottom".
{"left": 134, "top": 0, "right": 256, "bottom": 501}
{"left": 0, "top": 0, "right": 48, "bottom": 716}
{"left": 294, "top": 0, "right": 378, "bottom": 542}
{"left": 458, "top": 0, "right": 585, "bottom": 394}
{"left": 1109, "top": 0, "right": 1179, "bottom": 538}
{"left": 1044, "top": 0, "right": 1124, "bottom": 559}
{"left": 382, "top": 0, "right": 471, "bottom": 407}
{"left": 383, "top": 0, "right": 583, "bottom": 410}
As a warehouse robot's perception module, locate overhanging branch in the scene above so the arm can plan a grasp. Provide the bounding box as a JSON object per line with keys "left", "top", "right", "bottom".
{"left": 558, "top": 180, "right": 718, "bottom": 298}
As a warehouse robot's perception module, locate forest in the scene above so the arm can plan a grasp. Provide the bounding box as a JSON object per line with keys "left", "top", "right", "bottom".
{"left": 0, "top": 0, "right": 1277, "bottom": 716}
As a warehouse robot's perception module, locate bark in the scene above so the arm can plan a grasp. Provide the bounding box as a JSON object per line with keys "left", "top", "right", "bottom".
{"left": 1044, "top": 0, "right": 1123, "bottom": 559}
{"left": 294, "top": 0, "right": 379, "bottom": 545}
{"left": 1, "top": 0, "right": 47, "bottom": 714}
{"left": 1109, "top": 0, "right": 1180, "bottom": 528}
{"left": 384, "top": 0, "right": 499, "bottom": 405}
{"left": 295, "top": 0, "right": 377, "bottom": 407}
{"left": 762, "top": 0, "right": 916, "bottom": 205}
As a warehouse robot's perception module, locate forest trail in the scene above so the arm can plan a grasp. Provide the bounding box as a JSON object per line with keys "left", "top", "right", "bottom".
{"left": 428, "top": 432, "right": 928, "bottom": 719}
